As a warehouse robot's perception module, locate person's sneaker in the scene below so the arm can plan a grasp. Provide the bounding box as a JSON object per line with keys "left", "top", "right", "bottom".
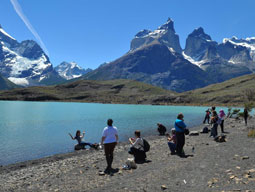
{"left": 104, "top": 167, "right": 111, "bottom": 174}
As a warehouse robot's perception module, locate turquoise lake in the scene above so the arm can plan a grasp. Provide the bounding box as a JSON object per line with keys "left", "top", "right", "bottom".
{"left": 0, "top": 101, "right": 232, "bottom": 165}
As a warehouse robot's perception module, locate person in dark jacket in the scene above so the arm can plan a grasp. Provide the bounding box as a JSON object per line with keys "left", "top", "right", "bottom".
{"left": 203, "top": 109, "right": 211, "bottom": 124}
{"left": 174, "top": 113, "right": 187, "bottom": 157}
{"left": 244, "top": 108, "right": 248, "bottom": 126}
{"left": 157, "top": 123, "right": 167, "bottom": 135}
{"left": 210, "top": 111, "right": 218, "bottom": 138}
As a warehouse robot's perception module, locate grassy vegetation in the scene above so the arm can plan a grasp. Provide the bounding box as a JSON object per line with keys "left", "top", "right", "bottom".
{"left": 248, "top": 129, "right": 255, "bottom": 138}
{"left": 1, "top": 74, "right": 255, "bottom": 106}
{"left": 179, "top": 74, "right": 255, "bottom": 105}
{"left": 0, "top": 79, "right": 176, "bottom": 104}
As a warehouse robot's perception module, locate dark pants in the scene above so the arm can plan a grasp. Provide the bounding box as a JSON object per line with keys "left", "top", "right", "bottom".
{"left": 104, "top": 142, "right": 116, "bottom": 169}
{"left": 244, "top": 116, "right": 248, "bottom": 125}
{"left": 79, "top": 142, "right": 93, "bottom": 148}
{"left": 211, "top": 123, "right": 218, "bottom": 138}
{"left": 168, "top": 142, "right": 176, "bottom": 154}
{"left": 220, "top": 120, "right": 224, "bottom": 133}
{"left": 176, "top": 132, "right": 185, "bottom": 155}
{"left": 129, "top": 147, "right": 146, "bottom": 162}
{"left": 203, "top": 115, "right": 210, "bottom": 124}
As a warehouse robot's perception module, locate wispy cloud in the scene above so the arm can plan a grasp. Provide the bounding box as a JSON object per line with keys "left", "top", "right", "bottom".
{"left": 10, "top": 0, "right": 49, "bottom": 56}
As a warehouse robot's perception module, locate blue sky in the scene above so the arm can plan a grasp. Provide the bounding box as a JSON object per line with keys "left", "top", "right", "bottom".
{"left": 1, "top": 0, "right": 255, "bottom": 69}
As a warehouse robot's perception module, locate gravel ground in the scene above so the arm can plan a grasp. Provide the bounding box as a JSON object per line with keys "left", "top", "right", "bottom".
{"left": 0, "top": 117, "right": 254, "bottom": 192}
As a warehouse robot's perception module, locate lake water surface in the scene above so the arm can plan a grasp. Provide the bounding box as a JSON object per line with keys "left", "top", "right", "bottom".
{"left": 0, "top": 101, "right": 231, "bottom": 165}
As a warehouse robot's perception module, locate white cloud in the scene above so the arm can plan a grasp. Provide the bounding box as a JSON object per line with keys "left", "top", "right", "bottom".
{"left": 10, "top": 0, "right": 50, "bottom": 56}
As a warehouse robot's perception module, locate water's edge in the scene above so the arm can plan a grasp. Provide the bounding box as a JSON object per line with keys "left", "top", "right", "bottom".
{"left": 0, "top": 122, "right": 204, "bottom": 168}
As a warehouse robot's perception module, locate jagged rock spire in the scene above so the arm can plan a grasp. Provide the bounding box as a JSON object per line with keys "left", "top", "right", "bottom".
{"left": 158, "top": 18, "right": 175, "bottom": 31}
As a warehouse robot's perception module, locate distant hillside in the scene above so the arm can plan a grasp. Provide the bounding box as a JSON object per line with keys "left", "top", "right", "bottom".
{"left": 0, "top": 74, "right": 20, "bottom": 90}
{"left": 178, "top": 74, "right": 255, "bottom": 105}
{"left": 1, "top": 74, "right": 254, "bottom": 105}
{"left": 0, "top": 79, "right": 176, "bottom": 104}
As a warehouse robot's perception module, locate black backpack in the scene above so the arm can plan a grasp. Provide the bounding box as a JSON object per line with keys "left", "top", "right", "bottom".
{"left": 202, "top": 126, "right": 209, "bottom": 133}
{"left": 143, "top": 139, "right": 150, "bottom": 152}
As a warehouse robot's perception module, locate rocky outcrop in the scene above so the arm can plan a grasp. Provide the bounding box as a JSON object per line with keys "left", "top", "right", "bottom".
{"left": 131, "top": 18, "right": 182, "bottom": 53}
{"left": 184, "top": 27, "right": 218, "bottom": 61}
{"left": 0, "top": 73, "right": 20, "bottom": 90}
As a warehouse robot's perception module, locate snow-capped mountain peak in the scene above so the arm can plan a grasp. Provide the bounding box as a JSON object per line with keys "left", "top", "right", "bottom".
{"left": 54, "top": 61, "right": 92, "bottom": 80}
{"left": 0, "top": 25, "right": 63, "bottom": 86}
{"left": 0, "top": 25, "right": 16, "bottom": 41}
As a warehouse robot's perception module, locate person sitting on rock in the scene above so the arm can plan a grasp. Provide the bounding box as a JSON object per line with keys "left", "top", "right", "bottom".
{"left": 69, "top": 130, "right": 98, "bottom": 150}
{"left": 128, "top": 130, "right": 146, "bottom": 163}
{"left": 167, "top": 128, "right": 177, "bottom": 155}
{"left": 157, "top": 123, "right": 167, "bottom": 135}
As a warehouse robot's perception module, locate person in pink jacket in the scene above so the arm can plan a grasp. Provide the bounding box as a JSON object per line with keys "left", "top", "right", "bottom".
{"left": 219, "top": 109, "right": 226, "bottom": 133}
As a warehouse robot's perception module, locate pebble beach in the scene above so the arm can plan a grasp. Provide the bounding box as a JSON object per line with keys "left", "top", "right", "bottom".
{"left": 0, "top": 117, "right": 255, "bottom": 192}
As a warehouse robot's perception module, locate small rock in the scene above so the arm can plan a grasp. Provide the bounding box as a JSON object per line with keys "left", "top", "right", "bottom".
{"left": 244, "top": 174, "right": 252, "bottom": 178}
{"left": 98, "top": 171, "right": 105, "bottom": 176}
{"left": 230, "top": 175, "right": 236, "bottom": 179}
{"left": 242, "top": 156, "right": 249, "bottom": 160}
{"left": 161, "top": 185, "right": 167, "bottom": 190}
{"left": 236, "top": 166, "right": 241, "bottom": 169}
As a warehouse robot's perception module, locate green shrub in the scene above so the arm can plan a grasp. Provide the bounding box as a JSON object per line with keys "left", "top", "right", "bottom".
{"left": 244, "top": 102, "right": 254, "bottom": 112}
{"left": 238, "top": 112, "right": 244, "bottom": 117}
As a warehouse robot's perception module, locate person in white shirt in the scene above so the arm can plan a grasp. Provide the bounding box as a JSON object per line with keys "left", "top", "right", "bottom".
{"left": 101, "top": 119, "right": 118, "bottom": 173}
{"left": 128, "top": 130, "right": 146, "bottom": 162}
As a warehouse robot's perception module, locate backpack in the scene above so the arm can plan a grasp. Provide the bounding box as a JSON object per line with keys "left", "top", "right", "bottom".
{"left": 202, "top": 126, "right": 209, "bottom": 133}
{"left": 143, "top": 139, "right": 150, "bottom": 152}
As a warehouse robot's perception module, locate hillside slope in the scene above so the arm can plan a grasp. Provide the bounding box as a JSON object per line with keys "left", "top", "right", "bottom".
{"left": 179, "top": 73, "right": 255, "bottom": 104}
{"left": 0, "top": 74, "right": 20, "bottom": 90}
{"left": 0, "top": 79, "right": 176, "bottom": 104}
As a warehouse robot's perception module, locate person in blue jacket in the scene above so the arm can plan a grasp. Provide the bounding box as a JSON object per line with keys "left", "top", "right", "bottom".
{"left": 174, "top": 113, "right": 187, "bottom": 157}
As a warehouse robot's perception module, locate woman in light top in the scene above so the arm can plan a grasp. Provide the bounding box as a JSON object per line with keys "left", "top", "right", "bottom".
{"left": 101, "top": 119, "right": 118, "bottom": 173}
{"left": 128, "top": 130, "right": 146, "bottom": 162}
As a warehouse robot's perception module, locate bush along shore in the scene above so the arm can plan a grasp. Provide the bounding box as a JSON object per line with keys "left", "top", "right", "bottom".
{"left": 0, "top": 117, "right": 255, "bottom": 192}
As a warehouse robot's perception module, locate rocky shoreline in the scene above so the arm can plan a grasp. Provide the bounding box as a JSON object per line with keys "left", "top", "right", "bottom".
{"left": 0, "top": 117, "right": 255, "bottom": 192}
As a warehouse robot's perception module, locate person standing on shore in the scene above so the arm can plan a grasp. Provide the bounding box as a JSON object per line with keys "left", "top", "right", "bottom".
{"left": 101, "top": 119, "right": 118, "bottom": 174}
{"left": 203, "top": 109, "right": 211, "bottom": 124}
{"left": 244, "top": 108, "right": 248, "bottom": 126}
{"left": 210, "top": 111, "right": 218, "bottom": 138}
{"left": 219, "top": 109, "right": 226, "bottom": 133}
{"left": 174, "top": 113, "right": 187, "bottom": 157}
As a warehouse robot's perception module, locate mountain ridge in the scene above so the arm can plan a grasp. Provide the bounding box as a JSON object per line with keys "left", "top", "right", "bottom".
{"left": 83, "top": 18, "right": 254, "bottom": 92}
